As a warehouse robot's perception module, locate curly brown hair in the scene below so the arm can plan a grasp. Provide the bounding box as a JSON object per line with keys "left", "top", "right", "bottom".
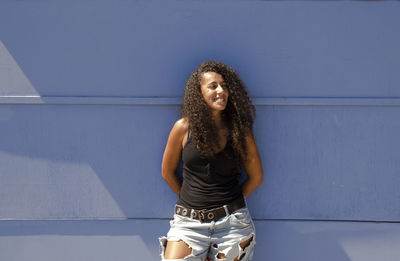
{"left": 182, "top": 61, "right": 255, "bottom": 167}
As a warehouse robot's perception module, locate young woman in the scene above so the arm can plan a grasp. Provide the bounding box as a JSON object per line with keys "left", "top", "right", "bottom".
{"left": 159, "top": 61, "right": 263, "bottom": 261}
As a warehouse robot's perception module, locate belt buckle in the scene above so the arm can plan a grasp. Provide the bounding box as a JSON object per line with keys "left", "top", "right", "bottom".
{"left": 198, "top": 209, "right": 208, "bottom": 223}
{"left": 198, "top": 209, "right": 215, "bottom": 223}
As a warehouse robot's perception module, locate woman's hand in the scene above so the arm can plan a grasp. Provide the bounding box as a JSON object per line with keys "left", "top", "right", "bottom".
{"left": 161, "top": 118, "right": 188, "bottom": 195}
{"left": 241, "top": 131, "right": 264, "bottom": 198}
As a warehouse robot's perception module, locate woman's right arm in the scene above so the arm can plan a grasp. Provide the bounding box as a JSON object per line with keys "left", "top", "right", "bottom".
{"left": 161, "top": 118, "right": 188, "bottom": 196}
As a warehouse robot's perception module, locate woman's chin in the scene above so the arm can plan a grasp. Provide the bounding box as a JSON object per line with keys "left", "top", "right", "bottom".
{"left": 211, "top": 106, "right": 227, "bottom": 112}
{"left": 213, "top": 102, "right": 227, "bottom": 109}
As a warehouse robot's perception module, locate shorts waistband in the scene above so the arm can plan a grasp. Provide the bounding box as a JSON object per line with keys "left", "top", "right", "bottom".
{"left": 174, "top": 196, "right": 246, "bottom": 223}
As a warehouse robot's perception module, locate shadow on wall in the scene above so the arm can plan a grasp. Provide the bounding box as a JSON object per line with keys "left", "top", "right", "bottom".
{"left": 0, "top": 41, "right": 38, "bottom": 96}
{"left": 254, "top": 220, "right": 400, "bottom": 261}
{"left": 0, "top": 102, "right": 181, "bottom": 218}
{"left": 4, "top": 219, "right": 400, "bottom": 261}
{"left": 255, "top": 221, "right": 351, "bottom": 261}
{"left": 0, "top": 38, "right": 184, "bottom": 219}
{"left": 0, "top": 220, "right": 170, "bottom": 260}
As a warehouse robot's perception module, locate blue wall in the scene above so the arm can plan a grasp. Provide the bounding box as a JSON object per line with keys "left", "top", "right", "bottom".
{"left": 1, "top": 1, "right": 400, "bottom": 260}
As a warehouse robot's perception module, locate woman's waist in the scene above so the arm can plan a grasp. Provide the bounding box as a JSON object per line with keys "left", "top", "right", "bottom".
{"left": 177, "top": 186, "right": 243, "bottom": 210}
{"left": 174, "top": 196, "right": 246, "bottom": 223}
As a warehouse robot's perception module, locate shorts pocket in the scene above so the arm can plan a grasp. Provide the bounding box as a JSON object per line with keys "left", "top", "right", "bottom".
{"left": 230, "top": 208, "right": 252, "bottom": 227}
{"left": 170, "top": 214, "right": 192, "bottom": 227}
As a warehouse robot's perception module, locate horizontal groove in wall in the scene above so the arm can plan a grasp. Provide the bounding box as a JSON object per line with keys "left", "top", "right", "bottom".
{"left": 1, "top": 218, "right": 399, "bottom": 223}
{"left": 1, "top": 96, "right": 400, "bottom": 106}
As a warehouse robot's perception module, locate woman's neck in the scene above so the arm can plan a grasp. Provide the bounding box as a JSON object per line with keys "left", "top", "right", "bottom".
{"left": 212, "top": 111, "right": 224, "bottom": 129}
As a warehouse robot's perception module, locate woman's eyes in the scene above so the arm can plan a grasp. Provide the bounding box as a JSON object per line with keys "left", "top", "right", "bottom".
{"left": 209, "top": 83, "right": 227, "bottom": 89}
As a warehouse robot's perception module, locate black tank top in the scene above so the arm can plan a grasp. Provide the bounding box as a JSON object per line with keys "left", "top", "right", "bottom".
{"left": 176, "top": 132, "right": 243, "bottom": 209}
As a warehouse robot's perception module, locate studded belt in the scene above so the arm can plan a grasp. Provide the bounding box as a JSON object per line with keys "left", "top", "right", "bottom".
{"left": 174, "top": 196, "right": 246, "bottom": 223}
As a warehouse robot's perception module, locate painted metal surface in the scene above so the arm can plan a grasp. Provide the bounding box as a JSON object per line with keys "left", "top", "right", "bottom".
{"left": 1, "top": 105, "right": 399, "bottom": 221}
{"left": 0, "top": 1, "right": 399, "bottom": 260}
{"left": 1, "top": 220, "right": 400, "bottom": 261}
{"left": 0, "top": 1, "right": 399, "bottom": 98}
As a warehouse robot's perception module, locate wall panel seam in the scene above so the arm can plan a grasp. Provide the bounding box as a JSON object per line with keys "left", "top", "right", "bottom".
{"left": 1, "top": 218, "right": 399, "bottom": 223}
{"left": 1, "top": 96, "right": 400, "bottom": 106}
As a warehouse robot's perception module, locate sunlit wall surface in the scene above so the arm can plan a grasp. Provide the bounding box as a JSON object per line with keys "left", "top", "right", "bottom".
{"left": 1, "top": 1, "right": 400, "bottom": 260}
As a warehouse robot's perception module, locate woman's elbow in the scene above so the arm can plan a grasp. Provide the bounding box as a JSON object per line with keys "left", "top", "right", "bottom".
{"left": 161, "top": 169, "right": 168, "bottom": 180}
{"left": 255, "top": 173, "right": 263, "bottom": 187}
{"left": 249, "top": 171, "right": 263, "bottom": 188}
{"left": 161, "top": 167, "right": 173, "bottom": 181}
{"left": 258, "top": 174, "right": 264, "bottom": 186}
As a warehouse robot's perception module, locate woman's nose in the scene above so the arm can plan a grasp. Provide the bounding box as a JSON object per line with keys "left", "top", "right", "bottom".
{"left": 216, "top": 85, "right": 224, "bottom": 93}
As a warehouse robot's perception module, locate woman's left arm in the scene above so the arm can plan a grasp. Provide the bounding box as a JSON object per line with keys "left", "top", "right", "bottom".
{"left": 241, "top": 131, "right": 263, "bottom": 198}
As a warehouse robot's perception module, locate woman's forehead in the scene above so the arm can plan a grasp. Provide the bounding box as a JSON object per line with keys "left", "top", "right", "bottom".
{"left": 200, "top": 72, "right": 224, "bottom": 84}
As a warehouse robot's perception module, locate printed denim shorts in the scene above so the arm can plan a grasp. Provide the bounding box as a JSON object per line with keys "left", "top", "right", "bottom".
{"left": 159, "top": 206, "right": 256, "bottom": 261}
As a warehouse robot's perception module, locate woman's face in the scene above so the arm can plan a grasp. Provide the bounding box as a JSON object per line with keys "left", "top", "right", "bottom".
{"left": 200, "top": 72, "right": 229, "bottom": 113}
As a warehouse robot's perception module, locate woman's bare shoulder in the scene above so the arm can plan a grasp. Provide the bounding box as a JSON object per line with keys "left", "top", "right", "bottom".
{"left": 174, "top": 117, "right": 189, "bottom": 130}
{"left": 170, "top": 117, "right": 189, "bottom": 137}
